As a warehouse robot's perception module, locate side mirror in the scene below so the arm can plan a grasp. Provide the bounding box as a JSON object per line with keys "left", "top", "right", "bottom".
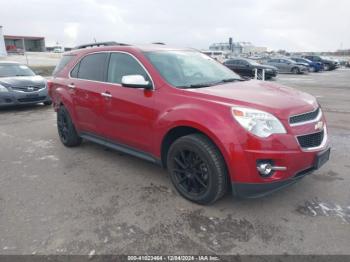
{"left": 121, "top": 75, "right": 153, "bottom": 89}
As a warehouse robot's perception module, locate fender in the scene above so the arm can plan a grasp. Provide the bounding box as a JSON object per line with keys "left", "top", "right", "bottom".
{"left": 53, "top": 86, "right": 79, "bottom": 128}
{"left": 154, "top": 103, "right": 242, "bottom": 179}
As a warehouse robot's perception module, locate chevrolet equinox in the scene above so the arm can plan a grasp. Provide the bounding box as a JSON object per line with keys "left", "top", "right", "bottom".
{"left": 48, "top": 43, "right": 330, "bottom": 204}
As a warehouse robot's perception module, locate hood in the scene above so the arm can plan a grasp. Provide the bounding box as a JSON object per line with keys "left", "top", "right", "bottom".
{"left": 184, "top": 80, "right": 318, "bottom": 120}
{"left": 0, "top": 75, "right": 46, "bottom": 88}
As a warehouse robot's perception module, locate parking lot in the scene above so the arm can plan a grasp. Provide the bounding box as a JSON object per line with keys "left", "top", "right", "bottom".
{"left": 0, "top": 69, "right": 349, "bottom": 255}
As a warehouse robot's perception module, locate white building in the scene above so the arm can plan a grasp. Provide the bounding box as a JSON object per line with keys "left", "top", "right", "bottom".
{"left": 209, "top": 39, "right": 267, "bottom": 55}
{"left": 0, "top": 26, "right": 7, "bottom": 57}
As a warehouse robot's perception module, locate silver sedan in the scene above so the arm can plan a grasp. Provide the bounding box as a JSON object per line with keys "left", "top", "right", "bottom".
{"left": 265, "top": 58, "right": 309, "bottom": 74}
{"left": 0, "top": 61, "right": 51, "bottom": 107}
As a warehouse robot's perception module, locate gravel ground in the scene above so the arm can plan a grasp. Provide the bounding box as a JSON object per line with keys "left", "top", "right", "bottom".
{"left": 0, "top": 69, "right": 349, "bottom": 255}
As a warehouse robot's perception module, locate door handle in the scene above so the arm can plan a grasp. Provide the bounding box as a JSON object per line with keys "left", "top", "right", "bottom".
{"left": 101, "top": 92, "right": 112, "bottom": 98}
{"left": 68, "top": 83, "right": 76, "bottom": 89}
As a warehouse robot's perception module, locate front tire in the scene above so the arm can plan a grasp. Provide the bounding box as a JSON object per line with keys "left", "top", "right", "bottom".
{"left": 57, "top": 106, "right": 82, "bottom": 147}
{"left": 44, "top": 101, "right": 52, "bottom": 106}
{"left": 167, "top": 134, "right": 228, "bottom": 205}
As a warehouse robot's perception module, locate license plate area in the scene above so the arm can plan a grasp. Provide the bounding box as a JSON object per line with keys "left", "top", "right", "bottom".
{"left": 314, "top": 148, "right": 330, "bottom": 169}
{"left": 26, "top": 93, "right": 39, "bottom": 98}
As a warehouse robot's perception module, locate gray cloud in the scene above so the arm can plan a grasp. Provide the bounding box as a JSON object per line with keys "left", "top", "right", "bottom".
{"left": 1, "top": 0, "right": 349, "bottom": 51}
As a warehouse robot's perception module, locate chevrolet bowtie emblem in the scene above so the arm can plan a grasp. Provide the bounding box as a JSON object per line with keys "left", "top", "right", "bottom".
{"left": 315, "top": 121, "right": 324, "bottom": 131}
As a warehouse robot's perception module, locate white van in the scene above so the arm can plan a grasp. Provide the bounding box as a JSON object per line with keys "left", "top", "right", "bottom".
{"left": 201, "top": 50, "right": 227, "bottom": 63}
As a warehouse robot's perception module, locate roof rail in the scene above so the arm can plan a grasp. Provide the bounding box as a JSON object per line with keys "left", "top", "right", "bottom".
{"left": 74, "top": 41, "right": 130, "bottom": 50}
{"left": 152, "top": 42, "right": 166, "bottom": 45}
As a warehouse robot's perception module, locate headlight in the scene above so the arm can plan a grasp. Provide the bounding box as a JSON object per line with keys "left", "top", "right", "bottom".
{"left": 0, "top": 84, "right": 9, "bottom": 93}
{"left": 232, "top": 107, "right": 286, "bottom": 138}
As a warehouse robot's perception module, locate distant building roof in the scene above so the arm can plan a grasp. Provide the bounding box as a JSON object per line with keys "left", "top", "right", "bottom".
{"left": 4, "top": 35, "right": 45, "bottom": 40}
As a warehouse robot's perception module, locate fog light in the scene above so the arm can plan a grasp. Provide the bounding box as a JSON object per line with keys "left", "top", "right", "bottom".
{"left": 257, "top": 163, "right": 273, "bottom": 177}
{"left": 257, "top": 161, "right": 287, "bottom": 177}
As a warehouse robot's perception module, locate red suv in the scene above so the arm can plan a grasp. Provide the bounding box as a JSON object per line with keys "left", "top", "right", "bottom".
{"left": 48, "top": 43, "right": 330, "bottom": 204}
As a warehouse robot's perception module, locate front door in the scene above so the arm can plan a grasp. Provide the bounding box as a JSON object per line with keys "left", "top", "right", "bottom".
{"left": 101, "top": 52, "right": 156, "bottom": 153}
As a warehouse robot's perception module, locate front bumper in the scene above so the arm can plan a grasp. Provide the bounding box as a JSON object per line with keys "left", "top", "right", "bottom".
{"left": 0, "top": 89, "right": 51, "bottom": 107}
{"left": 232, "top": 147, "right": 330, "bottom": 198}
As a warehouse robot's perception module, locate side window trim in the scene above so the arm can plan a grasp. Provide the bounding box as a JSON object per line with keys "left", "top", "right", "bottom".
{"left": 69, "top": 51, "right": 155, "bottom": 90}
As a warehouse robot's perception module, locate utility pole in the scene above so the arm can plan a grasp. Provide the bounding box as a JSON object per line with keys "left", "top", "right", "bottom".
{"left": 0, "top": 25, "right": 7, "bottom": 57}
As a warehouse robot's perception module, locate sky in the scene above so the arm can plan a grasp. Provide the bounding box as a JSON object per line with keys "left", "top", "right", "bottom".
{"left": 1, "top": 0, "right": 349, "bottom": 52}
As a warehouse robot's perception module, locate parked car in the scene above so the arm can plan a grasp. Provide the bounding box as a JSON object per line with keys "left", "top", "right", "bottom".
{"left": 265, "top": 58, "right": 309, "bottom": 74}
{"left": 6, "top": 45, "right": 24, "bottom": 55}
{"left": 303, "top": 55, "right": 339, "bottom": 71}
{"left": 48, "top": 43, "right": 330, "bottom": 204}
{"left": 223, "top": 58, "right": 278, "bottom": 79}
{"left": 53, "top": 47, "right": 64, "bottom": 53}
{"left": 290, "top": 57, "right": 323, "bottom": 72}
{"left": 0, "top": 61, "right": 52, "bottom": 107}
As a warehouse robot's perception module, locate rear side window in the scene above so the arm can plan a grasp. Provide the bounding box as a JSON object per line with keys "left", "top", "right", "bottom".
{"left": 107, "top": 53, "right": 149, "bottom": 84}
{"left": 75, "top": 53, "right": 108, "bottom": 81}
{"left": 53, "top": 55, "right": 75, "bottom": 76}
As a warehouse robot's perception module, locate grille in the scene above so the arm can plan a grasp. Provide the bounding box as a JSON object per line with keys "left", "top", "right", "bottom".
{"left": 297, "top": 130, "right": 324, "bottom": 148}
{"left": 17, "top": 96, "right": 46, "bottom": 103}
{"left": 289, "top": 108, "right": 320, "bottom": 125}
{"left": 11, "top": 85, "right": 45, "bottom": 92}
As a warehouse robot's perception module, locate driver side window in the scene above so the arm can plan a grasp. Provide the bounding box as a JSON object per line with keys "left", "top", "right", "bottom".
{"left": 107, "top": 53, "right": 149, "bottom": 84}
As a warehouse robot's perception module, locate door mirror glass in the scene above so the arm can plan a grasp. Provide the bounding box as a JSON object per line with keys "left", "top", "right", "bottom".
{"left": 121, "top": 75, "right": 153, "bottom": 89}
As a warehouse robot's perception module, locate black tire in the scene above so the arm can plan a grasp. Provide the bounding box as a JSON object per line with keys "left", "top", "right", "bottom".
{"left": 166, "top": 134, "right": 228, "bottom": 205}
{"left": 44, "top": 101, "right": 52, "bottom": 106}
{"left": 324, "top": 64, "right": 330, "bottom": 71}
{"left": 57, "top": 106, "right": 82, "bottom": 147}
{"left": 309, "top": 66, "right": 315, "bottom": 72}
{"left": 292, "top": 67, "right": 300, "bottom": 74}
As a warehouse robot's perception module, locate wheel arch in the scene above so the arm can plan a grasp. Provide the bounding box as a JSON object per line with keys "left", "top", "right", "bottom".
{"left": 160, "top": 123, "right": 229, "bottom": 171}
{"left": 53, "top": 88, "right": 78, "bottom": 127}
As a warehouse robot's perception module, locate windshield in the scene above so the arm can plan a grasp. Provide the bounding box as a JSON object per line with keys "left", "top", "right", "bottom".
{"left": 296, "top": 58, "right": 312, "bottom": 63}
{"left": 285, "top": 59, "right": 296, "bottom": 64}
{"left": 144, "top": 50, "right": 241, "bottom": 88}
{"left": 246, "top": 59, "right": 261, "bottom": 66}
{"left": 0, "top": 64, "right": 35, "bottom": 77}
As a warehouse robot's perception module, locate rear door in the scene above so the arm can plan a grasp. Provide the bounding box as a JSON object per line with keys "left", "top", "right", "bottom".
{"left": 239, "top": 60, "right": 252, "bottom": 76}
{"left": 101, "top": 52, "right": 156, "bottom": 153}
{"left": 279, "top": 59, "right": 290, "bottom": 72}
{"left": 68, "top": 53, "right": 109, "bottom": 135}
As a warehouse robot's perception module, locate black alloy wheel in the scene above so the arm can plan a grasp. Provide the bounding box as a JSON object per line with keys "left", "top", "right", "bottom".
{"left": 57, "top": 106, "right": 82, "bottom": 147}
{"left": 172, "top": 149, "right": 210, "bottom": 196}
{"left": 167, "top": 134, "right": 228, "bottom": 205}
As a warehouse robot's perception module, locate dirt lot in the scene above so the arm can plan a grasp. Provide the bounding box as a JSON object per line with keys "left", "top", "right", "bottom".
{"left": 0, "top": 69, "right": 349, "bottom": 255}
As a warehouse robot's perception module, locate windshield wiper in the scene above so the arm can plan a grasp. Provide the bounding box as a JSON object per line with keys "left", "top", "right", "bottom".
{"left": 177, "top": 78, "right": 244, "bottom": 89}
{"left": 220, "top": 78, "right": 244, "bottom": 83}
{"left": 177, "top": 82, "right": 217, "bottom": 89}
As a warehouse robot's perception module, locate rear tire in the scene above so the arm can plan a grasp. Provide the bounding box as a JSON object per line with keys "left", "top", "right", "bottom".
{"left": 324, "top": 64, "right": 330, "bottom": 71}
{"left": 292, "top": 67, "right": 300, "bottom": 74}
{"left": 166, "top": 134, "right": 228, "bottom": 205}
{"left": 57, "top": 106, "right": 82, "bottom": 147}
{"left": 44, "top": 101, "right": 52, "bottom": 106}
